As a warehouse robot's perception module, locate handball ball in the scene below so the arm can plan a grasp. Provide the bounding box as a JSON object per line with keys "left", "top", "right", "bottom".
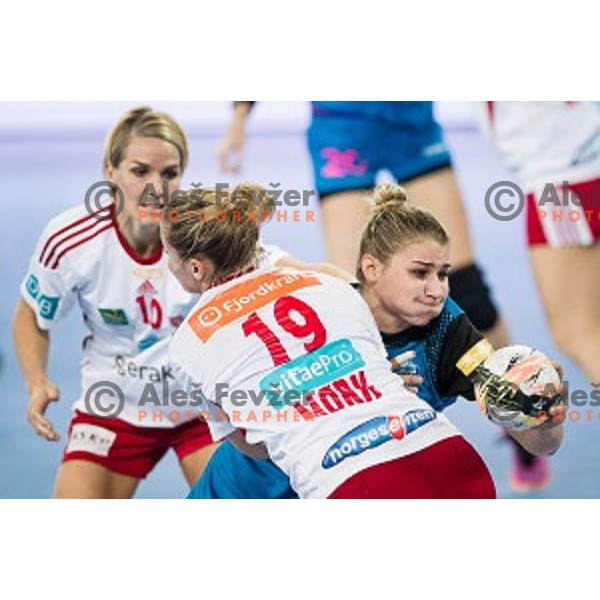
{"left": 475, "top": 345, "right": 562, "bottom": 431}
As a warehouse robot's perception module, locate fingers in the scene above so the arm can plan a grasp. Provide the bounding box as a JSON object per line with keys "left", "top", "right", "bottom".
{"left": 551, "top": 360, "right": 564, "bottom": 381}
{"left": 27, "top": 382, "right": 60, "bottom": 442}
{"left": 219, "top": 153, "right": 241, "bottom": 174}
{"left": 548, "top": 362, "right": 570, "bottom": 405}
{"left": 390, "top": 352, "right": 421, "bottom": 394}
{"left": 389, "top": 350, "right": 416, "bottom": 372}
{"left": 228, "top": 158, "right": 241, "bottom": 175}
{"left": 218, "top": 148, "right": 235, "bottom": 174}
{"left": 216, "top": 139, "right": 231, "bottom": 173}
{"left": 28, "top": 410, "right": 60, "bottom": 441}
{"left": 401, "top": 375, "right": 424, "bottom": 395}
{"left": 474, "top": 385, "right": 488, "bottom": 416}
{"left": 27, "top": 399, "right": 60, "bottom": 441}
{"left": 217, "top": 139, "right": 243, "bottom": 174}
{"left": 392, "top": 350, "right": 416, "bottom": 367}
{"left": 549, "top": 405, "right": 567, "bottom": 421}
{"left": 220, "top": 154, "right": 239, "bottom": 174}
{"left": 549, "top": 393, "right": 569, "bottom": 420}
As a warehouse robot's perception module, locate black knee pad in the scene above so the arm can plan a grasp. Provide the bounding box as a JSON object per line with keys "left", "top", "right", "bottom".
{"left": 449, "top": 263, "right": 499, "bottom": 332}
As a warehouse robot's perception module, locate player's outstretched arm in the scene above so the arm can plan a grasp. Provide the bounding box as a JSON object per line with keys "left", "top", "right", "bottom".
{"left": 13, "top": 299, "right": 60, "bottom": 441}
{"left": 216, "top": 101, "right": 254, "bottom": 174}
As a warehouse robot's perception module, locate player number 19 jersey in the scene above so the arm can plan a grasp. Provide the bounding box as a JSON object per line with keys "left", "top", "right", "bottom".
{"left": 170, "top": 268, "right": 460, "bottom": 498}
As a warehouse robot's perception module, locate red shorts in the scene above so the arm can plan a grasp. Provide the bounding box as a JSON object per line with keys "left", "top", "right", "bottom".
{"left": 62, "top": 411, "right": 214, "bottom": 479}
{"left": 328, "top": 436, "right": 496, "bottom": 499}
{"left": 527, "top": 178, "right": 600, "bottom": 247}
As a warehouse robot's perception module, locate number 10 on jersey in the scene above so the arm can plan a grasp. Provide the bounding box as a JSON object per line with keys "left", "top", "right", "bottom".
{"left": 136, "top": 295, "right": 163, "bottom": 329}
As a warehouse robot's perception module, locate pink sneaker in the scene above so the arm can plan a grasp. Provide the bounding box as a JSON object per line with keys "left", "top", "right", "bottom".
{"left": 509, "top": 453, "right": 551, "bottom": 492}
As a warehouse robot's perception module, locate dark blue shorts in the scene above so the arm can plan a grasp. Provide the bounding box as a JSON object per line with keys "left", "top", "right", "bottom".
{"left": 308, "top": 101, "right": 451, "bottom": 197}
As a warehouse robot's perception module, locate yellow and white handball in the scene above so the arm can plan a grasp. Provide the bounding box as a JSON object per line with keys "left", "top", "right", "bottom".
{"left": 475, "top": 345, "right": 563, "bottom": 431}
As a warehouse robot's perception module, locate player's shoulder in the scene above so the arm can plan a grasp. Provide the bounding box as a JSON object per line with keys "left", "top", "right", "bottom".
{"left": 315, "top": 271, "right": 363, "bottom": 301}
{"left": 37, "top": 204, "right": 115, "bottom": 270}
{"left": 44, "top": 203, "right": 111, "bottom": 232}
{"left": 257, "top": 242, "right": 289, "bottom": 268}
{"left": 265, "top": 267, "right": 357, "bottom": 296}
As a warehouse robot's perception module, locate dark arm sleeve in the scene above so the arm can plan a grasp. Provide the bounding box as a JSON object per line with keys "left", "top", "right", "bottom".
{"left": 436, "top": 314, "right": 486, "bottom": 401}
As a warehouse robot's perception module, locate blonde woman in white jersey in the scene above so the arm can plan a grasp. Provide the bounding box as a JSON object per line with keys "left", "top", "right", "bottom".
{"left": 12, "top": 108, "right": 288, "bottom": 498}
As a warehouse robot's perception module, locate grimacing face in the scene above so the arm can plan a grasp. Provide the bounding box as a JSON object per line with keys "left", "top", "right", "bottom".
{"left": 105, "top": 135, "right": 182, "bottom": 224}
{"left": 368, "top": 239, "right": 451, "bottom": 330}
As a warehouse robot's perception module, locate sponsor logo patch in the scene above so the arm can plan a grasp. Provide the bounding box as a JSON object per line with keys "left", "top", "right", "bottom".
{"left": 260, "top": 339, "right": 365, "bottom": 408}
{"left": 99, "top": 308, "right": 129, "bottom": 325}
{"left": 189, "top": 270, "right": 321, "bottom": 342}
{"left": 26, "top": 273, "right": 40, "bottom": 299}
{"left": 322, "top": 409, "right": 437, "bottom": 469}
{"left": 137, "top": 280, "right": 157, "bottom": 295}
{"left": 66, "top": 424, "right": 117, "bottom": 457}
{"left": 137, "top": 335, "right": 160, "bottom": 351}
{"left": 26, "top": 274, "right": 60, "bottom": 320}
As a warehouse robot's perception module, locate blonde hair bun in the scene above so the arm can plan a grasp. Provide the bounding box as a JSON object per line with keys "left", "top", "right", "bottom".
{"left": 373, "top": 182, "right": 408, "bottom": 210}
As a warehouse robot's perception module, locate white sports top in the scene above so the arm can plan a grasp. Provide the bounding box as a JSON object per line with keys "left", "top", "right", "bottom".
{"left": 21, "top": 203, "right": 287, "bottom": 428}
{"left": 170, "top": 267, "right": 460, "bottom": 498}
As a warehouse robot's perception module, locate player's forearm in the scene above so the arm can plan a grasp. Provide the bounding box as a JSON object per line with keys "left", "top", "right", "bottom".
{"left": 312, "top": 262, "right": 357, "bottom": 283}
{"left": 275, "top": 255, "right": 356, "bottom": 283}
{"left": 508, "top": 421, "right": 564, "bottom": 456}
{"left": 230, "top": 102, "right": 253, "bottom": 132}
{"left": 13, "top": 299, "right": 51, "bottom": 390}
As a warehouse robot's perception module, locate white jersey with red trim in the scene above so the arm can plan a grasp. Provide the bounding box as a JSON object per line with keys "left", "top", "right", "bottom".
{"left": 478, "top": 101, "right": 600, "bottom": 192}
{"left": 20, "top": 203, "right": 288, "bottom": 428}
{"left": 170, "top": 268, "right": 460, "bottom": 499}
